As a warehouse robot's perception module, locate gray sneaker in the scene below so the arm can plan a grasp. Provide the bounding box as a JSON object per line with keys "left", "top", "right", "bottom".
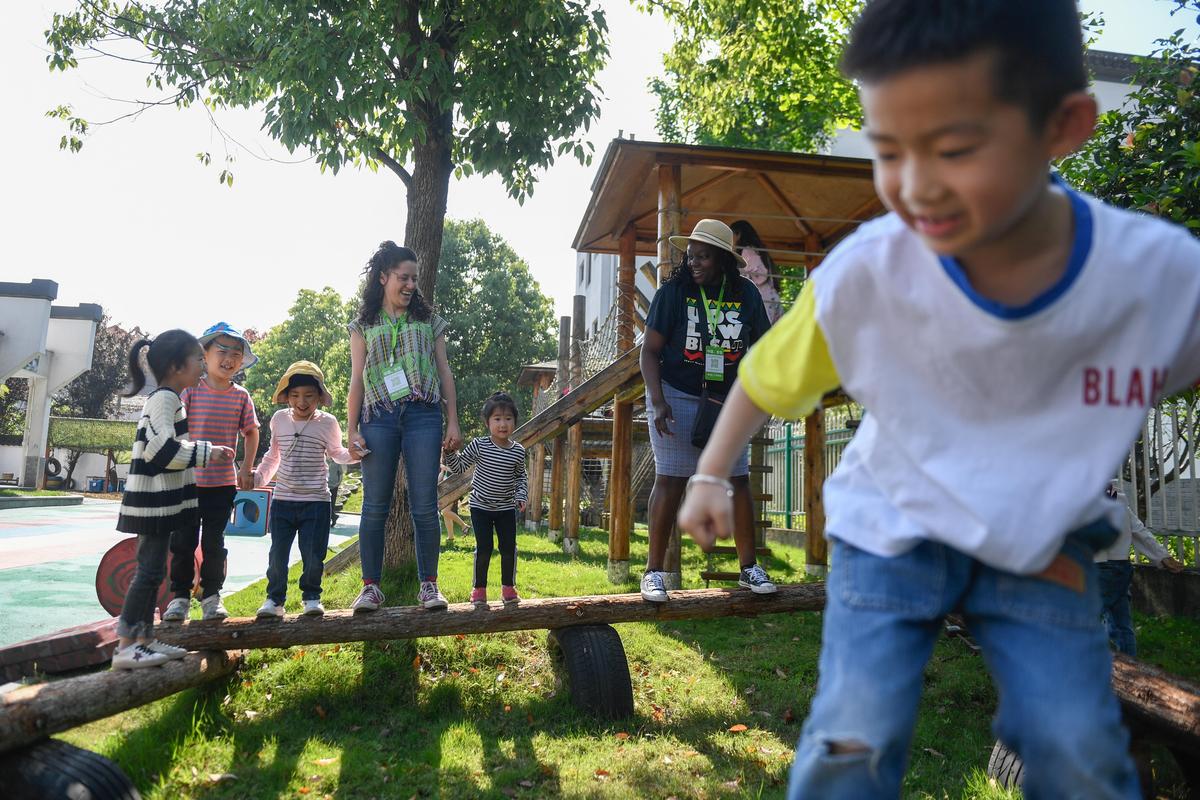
{"left": 200, "top": 594, "right": 229, "bottom": 620}
{"left": 302, "top": 599, "right": 325, "bottom": 616}
{"left": 144, "top": 639, "right": 188, "bottom": 659}
{"left": 641, "top": 571, "right": 669, "bottom": 603}
{"left": 111, "top": 643, "right": 170, "bottom": 670}
{"left": 738, "top": 563, "right": 777, "bottom": 595}
{"left": 418, "top": 581, "right": 448, "bottom": 610}
{"left": 352, "top": 583, "right": 385, "bottom": 613}
{"left": 161, "top": 597, "right": 190, "bottom": 622}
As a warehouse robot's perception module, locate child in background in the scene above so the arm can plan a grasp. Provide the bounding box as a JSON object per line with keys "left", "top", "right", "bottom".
{"left": 254, "top": 362, "right": 357, "bottom": 618}
{"left": 163, "top": 322, "right": 259, "bottom": 622}
{"left": 731, "top": 220, "right": 784, "bottom": 323}
{"left": 679, "top": 1, "right": 1200, "bottom": 796}
{"left": 112, "top": 331, "right": 234, "bottom": 669}
{"left": 443, "top": 393, "right": 528, "bottom": 607}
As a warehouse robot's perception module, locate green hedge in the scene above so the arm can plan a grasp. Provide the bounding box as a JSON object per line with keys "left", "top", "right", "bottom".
{"left": 48, "top": 416, "right": 136, "bottom": 453}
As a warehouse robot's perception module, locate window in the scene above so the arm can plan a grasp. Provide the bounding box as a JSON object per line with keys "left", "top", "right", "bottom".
{"left": 586, "top": 254, "right": 593, "bottom": 286}
{"left": 577, "top": 256, "right": 584, "bottom": 286}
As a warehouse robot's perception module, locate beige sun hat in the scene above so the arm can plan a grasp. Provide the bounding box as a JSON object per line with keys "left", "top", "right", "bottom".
{"left": 272, "top": 360, "right": 334, "bottom": 406}
{"left": 668, "top": 218, "right": 747, "bottom": 268}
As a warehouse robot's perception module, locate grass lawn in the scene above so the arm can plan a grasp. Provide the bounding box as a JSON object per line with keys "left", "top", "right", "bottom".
{"left": 0, "top": 488, "right": 69, "bottom": 497}
{"left": 53, "top": 524, "right": 1198, "bottom": 799}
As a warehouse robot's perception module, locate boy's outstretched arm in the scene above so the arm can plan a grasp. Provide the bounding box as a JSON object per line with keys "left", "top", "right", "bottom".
{"left": 678, "top": 385, "right": 770, "bottom": 551}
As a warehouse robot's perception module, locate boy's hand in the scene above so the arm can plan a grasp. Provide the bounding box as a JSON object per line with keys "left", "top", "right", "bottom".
{"left": 651, "top": 400, "right": 674, "bottom": 437}
{"left": 210, "top": 446, "right": 235, "bottom": 465}
{"left": 1162, "top": 556, "right": 1185, "bottom": 573}
{"left": 677, "top": 481, "right": 734, "bottom": 551}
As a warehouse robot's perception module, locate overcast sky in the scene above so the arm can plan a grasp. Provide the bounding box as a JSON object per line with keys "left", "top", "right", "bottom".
{"left": 2, "top": 1, "right": 1195, "bottom": 336}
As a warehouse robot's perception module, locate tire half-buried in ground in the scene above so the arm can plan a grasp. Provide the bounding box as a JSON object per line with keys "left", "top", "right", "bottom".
{"left": 547, "top": 624, "right": 635, "bottom": 721}
{"left": 0, "top": 738, "right": 140, "bottom": 800}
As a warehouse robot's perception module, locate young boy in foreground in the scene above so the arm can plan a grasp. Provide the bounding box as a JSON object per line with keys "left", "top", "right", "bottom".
{"left": 678, "top": 2, "right": 1200, "bottom": 797}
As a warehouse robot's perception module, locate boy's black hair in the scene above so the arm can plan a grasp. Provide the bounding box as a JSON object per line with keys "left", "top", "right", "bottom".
{"left": 842, "top": 0, "right": 1088, "bottom": 127}
{"left": 482, "top": 392, "right": 520, "bottom": 423}
{"left": 286, "top": 374, "right": 321, "bottom": 393}
{"left": 124, "top": 329, "right": 201, "bottom": 396}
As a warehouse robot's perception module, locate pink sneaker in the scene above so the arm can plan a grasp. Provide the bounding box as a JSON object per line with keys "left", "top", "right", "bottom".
{"left": 501, "top": 585, "right": 520, "bottom": 607}
{"left": 469, "top": 587, "right": 488, "bottom": 607}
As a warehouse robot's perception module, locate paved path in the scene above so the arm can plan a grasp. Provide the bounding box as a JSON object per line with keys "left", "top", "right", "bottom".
{"left": 0, "top": 498, "right": 356, "bottom": 648}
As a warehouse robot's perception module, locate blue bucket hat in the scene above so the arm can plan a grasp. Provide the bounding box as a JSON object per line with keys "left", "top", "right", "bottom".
{"left": 198, "top": 322, "right": 258, "bottom": 370}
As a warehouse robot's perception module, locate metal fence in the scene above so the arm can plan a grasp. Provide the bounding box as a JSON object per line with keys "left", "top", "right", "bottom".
{"left": 762, "top": 399, "right": 1199, "bottom": 566}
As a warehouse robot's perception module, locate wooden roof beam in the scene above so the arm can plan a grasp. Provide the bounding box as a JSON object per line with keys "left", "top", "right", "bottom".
{"left": 755, "top": 172, "right": 818, "bottom": 241}
{"left": 627, "top": 169, "right": 740, "bottom": 229}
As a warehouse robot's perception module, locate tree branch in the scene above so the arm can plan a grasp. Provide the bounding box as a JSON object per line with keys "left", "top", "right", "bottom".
{"left": 376, "top": 147, "right": 412, "bottom": 188}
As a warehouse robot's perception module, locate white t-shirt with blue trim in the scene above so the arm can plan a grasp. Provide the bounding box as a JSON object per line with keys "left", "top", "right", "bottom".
{"left": 741, "top": 185, "right": 1200, "bottom": 574}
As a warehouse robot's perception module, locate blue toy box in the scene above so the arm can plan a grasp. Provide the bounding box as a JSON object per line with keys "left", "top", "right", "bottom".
{"left": 227, "top": 488, "right": 272, "bottom": 536}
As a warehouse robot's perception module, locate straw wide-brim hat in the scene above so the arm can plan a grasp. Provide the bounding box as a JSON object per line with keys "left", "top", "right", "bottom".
{"left": 272, "top": 360, "right": 334, "bottom": 406}
{"left": 668, "top": 218, "right": 747, "bottom": 268}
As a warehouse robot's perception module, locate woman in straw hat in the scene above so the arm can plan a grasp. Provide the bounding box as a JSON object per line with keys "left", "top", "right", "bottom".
{"left": 639, "top": 219, "right": 777, "bottom": 603}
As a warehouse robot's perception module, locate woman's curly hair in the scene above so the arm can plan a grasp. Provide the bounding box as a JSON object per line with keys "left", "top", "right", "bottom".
{"left": 357, "top": 241, "right": 433, "bottom": 325}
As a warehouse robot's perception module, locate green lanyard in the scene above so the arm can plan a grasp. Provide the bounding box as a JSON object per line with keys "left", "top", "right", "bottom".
{"left": 697, "top": 277, "right": 726, "bottom": 338}
{"left": 386, "top": 313, "right": 407, "bottom": 366}
{"left": 697, "top": 278, "right": 727, "bottom": 382}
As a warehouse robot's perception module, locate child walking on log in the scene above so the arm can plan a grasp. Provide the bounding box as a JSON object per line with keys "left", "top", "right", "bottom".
{"left": 112, "top": 331, "right": 234, "bottom": 669}
{"left": 254, "top": 361, "right": 358, "bottom": 619}
{"left": 679, "top": 2, "right": 1200, "bottom": 797}
{"left": 443, "top": 392, "right": 528, "bottom": 607}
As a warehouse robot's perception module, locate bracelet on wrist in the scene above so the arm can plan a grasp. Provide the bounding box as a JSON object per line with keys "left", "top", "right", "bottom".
{"left": 687, "top": 473, "right": 734, "bottom": 497}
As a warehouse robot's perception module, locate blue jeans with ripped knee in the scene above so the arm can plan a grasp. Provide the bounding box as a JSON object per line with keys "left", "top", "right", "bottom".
{"left": 788, "top": 523, "right": 1140, "bottom": 800}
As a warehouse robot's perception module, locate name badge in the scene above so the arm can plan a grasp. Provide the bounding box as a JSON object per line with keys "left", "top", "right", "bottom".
{"left": 704, "top": 344, "right": 725, "bottom": 381}
{"left": 383, "top": 363, "right": 412, "bottom": 400}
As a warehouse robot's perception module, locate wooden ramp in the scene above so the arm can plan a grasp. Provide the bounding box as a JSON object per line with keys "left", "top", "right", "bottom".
{"left": 325, "top": 345, "right": 644, "bottom": 574}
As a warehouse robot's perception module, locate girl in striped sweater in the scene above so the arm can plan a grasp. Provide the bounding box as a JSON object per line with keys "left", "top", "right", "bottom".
{"left": 443, "top": 393, "right": 529, "bottom": 607}
{"left": 113, "top": 330, "right": 234, "bottom": 669}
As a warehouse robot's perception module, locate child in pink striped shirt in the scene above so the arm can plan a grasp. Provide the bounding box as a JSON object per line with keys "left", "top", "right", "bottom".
{"left": 253, "top": 361, "right": 357, "bottom": 618}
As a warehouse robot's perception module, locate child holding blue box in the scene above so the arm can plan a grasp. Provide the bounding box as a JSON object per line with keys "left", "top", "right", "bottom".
{"left": 254, "top": 361, "right": 358, "bottom": 618}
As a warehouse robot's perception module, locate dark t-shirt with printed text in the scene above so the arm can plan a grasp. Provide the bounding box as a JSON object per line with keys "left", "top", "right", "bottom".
{"left": 645, "top": 275, "right": 772, "bottom": 397}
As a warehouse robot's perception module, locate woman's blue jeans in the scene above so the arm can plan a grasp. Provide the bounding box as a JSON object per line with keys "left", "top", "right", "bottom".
{"left": 788, "top": 524, "right": 1140, "bottom": 800}
{"left": 1098, "top": 559, "right": 1137, "bottom": 656}
{"left": 358, "top": 401, "right": 443, "bottom": 583}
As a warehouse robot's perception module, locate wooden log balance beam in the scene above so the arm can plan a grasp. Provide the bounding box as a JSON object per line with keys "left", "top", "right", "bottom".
{"left": 155, "top": 584, "right": 827, "bottom": 651}
{"left": 0, "top": 650, "right": 241, "bottom": 754}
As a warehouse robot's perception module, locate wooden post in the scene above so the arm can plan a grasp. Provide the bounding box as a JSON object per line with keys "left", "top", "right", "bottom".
{"left": 657, "top": 163, "right": 682, "bottom": 284}
{"left": 564, "top": 295, "right": 586, "bottom": 557}
{"left": 656, "top": 161, "right": 683, "bottom": 588}
{"left": 804, "top": 409, "right": 828, "bottom": 576}
{"left": 548, "top": 317, "right": 571, "bottom": 543}
{"left": 527, "top": 374, "right": 550, "bottom": 530}
{"left": 608, "top": 226, "right": 637, "bottom": 583}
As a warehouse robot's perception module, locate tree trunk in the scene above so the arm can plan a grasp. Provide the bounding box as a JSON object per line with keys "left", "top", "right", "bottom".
{"left": 404, "top": 110, "right": 454, "bottom": 303}
{"left": 383, "top": 461, "right": 416, "bottom": 571}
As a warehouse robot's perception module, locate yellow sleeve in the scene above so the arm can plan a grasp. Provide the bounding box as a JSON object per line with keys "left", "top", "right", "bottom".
{"left": 737, "top": 279, "right": 840, "bottom": 419}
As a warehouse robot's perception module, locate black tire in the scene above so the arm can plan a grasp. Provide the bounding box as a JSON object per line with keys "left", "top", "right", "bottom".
{"left": 987, "top": 739, "right": 1024, "bottom": 789}
{"left": 0, "top": 738, "right": 140, "bottom": 799}
{"left": 45, "top": 457, "right": 62, "bottom": 477}
{"left": 65, "top": 477, "right": 77, "bottom": 491}
{"left": 547, "top": 624, "right": 635, "bottom": 721}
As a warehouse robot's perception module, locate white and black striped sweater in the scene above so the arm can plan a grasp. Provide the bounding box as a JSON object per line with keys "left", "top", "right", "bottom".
{"left": 117, "top": 387, "right": 213, "bottom": 535}
{"left": 443, "top": 436, "right": 528, "bottom": 512}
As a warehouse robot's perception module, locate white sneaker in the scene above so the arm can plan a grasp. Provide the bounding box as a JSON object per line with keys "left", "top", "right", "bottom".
{"left": 302, "top": 599, "right": 325, "bottom": 616}
{"left": 111, "top": 643, "right": 169, "bottom": 670}
{"left": 641, "top": 571, "right": 669, "bottom": 603}
{"left": 161, "top": 597, "right": 190, "bottom": 622}
{"left": 200, "top": 594, "right": 229, "bottom": 620}
{"left": 256, "top": 599, "right": 284, "bottom": 619}
{"left": 418, "top": 581, "right": 448, "bottom": 610}
{"left": 144, "top": 640, "right": 188, "bottom": 659}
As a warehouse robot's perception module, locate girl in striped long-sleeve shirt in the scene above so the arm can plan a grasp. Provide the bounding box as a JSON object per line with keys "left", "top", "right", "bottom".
{"left": 443, "top": 392, "right": 528, "bottom": 607}
{"left": 112, "top": 331, "right": 234, "bottom": 670}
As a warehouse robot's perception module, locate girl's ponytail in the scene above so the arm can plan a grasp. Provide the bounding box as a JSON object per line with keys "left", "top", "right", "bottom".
{"left": 124, "top": 339, "right": 152, "bottom": 397}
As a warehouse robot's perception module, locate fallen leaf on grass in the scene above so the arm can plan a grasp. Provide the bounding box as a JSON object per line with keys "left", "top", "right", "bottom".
{"left": 298, "top": 788, "right": 311, "bottom": 795}
{"left": 313, "top": 757, "right": 337, "bottom": 766}
{"left": 783, "top": 708, "right": 796, "bottom": 724}
{"left": 468, "top": 667, "right": 480, "bottom": 674}
{"left": 594, "top": 769, "right": 610, "bottom": 779}
{"left": 244, "top": 710, "right": 259, "bottom": 720}
{"left": 504, "top": 705, "right": 512, "bottom": 713}
{"left": 922, "top": 747, "right": 945, "bottom": 759}
{"left": 313, "top": 705, "right": 327, "bottom": 719}
{"left": 662, "top": 756, "right": 673, "bottom": 765}
{"left": 728, "top": 724, "right": 748, "bottom": 733}
{"left": 519, "top": 779, "right": 534, "bottom": 788}
{"left": 413, "top": 655, "right": 422, "bottom": 670}
{"left": 774, "top": 667, "right": 787, "bottom": 679}
{"left": 455, "top": 634, "right": 466, "bottom": 640}
{"left": 207, "top": 772, "right": 237, "bottom": 784}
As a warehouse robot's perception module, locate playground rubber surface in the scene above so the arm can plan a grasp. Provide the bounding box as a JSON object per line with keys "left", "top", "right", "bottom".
{"left": 0, "top": 498, "right": 356, "bottom": 648}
